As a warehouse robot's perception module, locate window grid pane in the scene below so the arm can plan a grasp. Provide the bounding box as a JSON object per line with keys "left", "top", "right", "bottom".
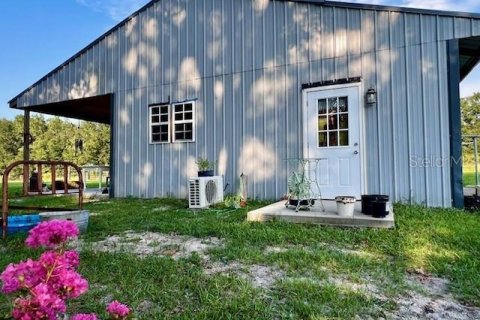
{"left": 172, "top": 102, "right": 194, "bottom": 142}
{"left": 150, "top": 105, "right": 169, "bottom": 143}
{"left": 317, "top": 96, "right": 349, "bottom": 148}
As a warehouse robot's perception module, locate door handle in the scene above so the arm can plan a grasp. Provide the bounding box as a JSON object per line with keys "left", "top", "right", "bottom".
{"left": 354, "top": 151, "right": 359, "bottom": 155}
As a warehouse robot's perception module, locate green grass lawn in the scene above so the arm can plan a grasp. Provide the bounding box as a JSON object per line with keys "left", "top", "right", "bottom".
{"left": 0, "top": 194, "right": 479, "bottom": 319}
{"left": 0, "top": 181, "right": 107, "bottom": 198}
{"left": 464, "top": 171, "right": 479, "bottom": 186}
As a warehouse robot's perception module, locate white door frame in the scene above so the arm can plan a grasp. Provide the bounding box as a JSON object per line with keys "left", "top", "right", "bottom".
{"left": 301, "top": 82, "right": 367, "bottom": 197}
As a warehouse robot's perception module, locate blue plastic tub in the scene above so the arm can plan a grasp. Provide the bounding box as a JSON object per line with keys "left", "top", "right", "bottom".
{"left": 7, "top": 215, "right": 40, "bottom": 234}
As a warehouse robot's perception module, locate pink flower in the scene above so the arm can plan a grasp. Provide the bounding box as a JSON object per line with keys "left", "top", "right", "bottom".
{"left": 39, "top": 251, "right": 57, "bottom": 268}
{"left": 12, "top": 284, "right": 66, "bottom": 320}
{"left": 26, "top": 220, "right": 79, "bottom": 249}
{"left": 1, "top": 259, "right": 45, "bottom": 294}
{"left": 71, "top": 313, "right": 98, "bottom": 320}
{"left": 55, "top": 270, "right": 88, "bottom": 299}
{"left": 31, "top": 283, "right": 66, "bottom": 315}
{"left": 106, "top": 301, "right": 131, "bottom": 319}
{"left": 63, "top": 250, "right": 80, "bottom": 269}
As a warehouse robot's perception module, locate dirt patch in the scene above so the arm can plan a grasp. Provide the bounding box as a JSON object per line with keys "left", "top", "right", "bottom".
{"left": 205, "top": 261, "right": 285, "bottom": 289}
{"left": 77, "top": 231, "right": 222, "bottom": 260}
{"left": 385, "top": 271, "right": 480, "bottom": 320}
{"left": 283, "top": 269, "right": 479, "bottom": 319}
{"left": 327, "top": 274, "right": 384, "bottom": 299}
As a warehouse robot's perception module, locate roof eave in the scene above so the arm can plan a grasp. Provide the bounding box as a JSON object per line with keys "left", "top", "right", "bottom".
{"left": 324, "top": 1, "right": 480, "bottom": 19}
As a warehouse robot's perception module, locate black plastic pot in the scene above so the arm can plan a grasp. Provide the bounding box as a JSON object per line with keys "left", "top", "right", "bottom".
{"left": 198, "top": 170, "right": 214, "bottom": 177}
{"left": 289, "top": 199, "right": 315, "bottom": 206}
{"left": 372, "top": 200, "right": 389, "bottom": 218}
{"left": 464, "top": 195, "right": 480, "bottom": 211}
{"left": 361, "top": 195, "right": 389, "bottom": 215}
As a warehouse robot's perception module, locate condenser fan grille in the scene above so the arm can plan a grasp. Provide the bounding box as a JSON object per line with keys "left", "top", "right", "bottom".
{"left": 205, "top": 180, "right": 218, "bottom": 203}
{"left": 189, "top": 180, "right": 200, "bottom": 206}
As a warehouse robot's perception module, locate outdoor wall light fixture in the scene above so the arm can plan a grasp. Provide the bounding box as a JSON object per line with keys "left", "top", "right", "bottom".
{"left": 366, "top": 88, "right": 377, "bottom": 105}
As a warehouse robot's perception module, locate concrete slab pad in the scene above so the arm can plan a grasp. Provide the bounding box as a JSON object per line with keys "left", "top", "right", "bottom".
{"left": 247, "top": 200, "right": 395, "bottom": 229}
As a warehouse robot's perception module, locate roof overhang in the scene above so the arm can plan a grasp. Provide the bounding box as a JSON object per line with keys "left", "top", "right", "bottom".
{"left": 459, "top": 36, "right": 480, "bottom": 81}
{"left": 9, "top": 94, "right": 112, "bottom": 125}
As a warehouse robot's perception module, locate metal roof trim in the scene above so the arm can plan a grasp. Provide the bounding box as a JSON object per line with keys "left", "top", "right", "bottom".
{"left": 324, "top": 1, "right": 480, "bottom": 19}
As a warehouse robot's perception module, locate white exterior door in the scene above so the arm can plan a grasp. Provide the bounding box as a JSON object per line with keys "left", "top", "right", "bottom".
{"left": 303, "top": 84, "right": 362, "bottom": 199}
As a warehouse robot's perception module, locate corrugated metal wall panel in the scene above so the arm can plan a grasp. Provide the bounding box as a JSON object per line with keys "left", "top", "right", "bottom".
{"left": 406, "top": 44, "right": 427, "bottom": 204}
{"left": 405, "top": 13, "right": 421, "bottom": 46}
{"left": 13, "top": 0, "right": 480, "bottom": 206}
{"left": 391, "top": 46, "right": 409, "bottom": 202}
{"left": 454, "top": 17, "right": 472, "bottom": 38}
{"left": 438, "top": 16, "right": 454, "bottom": 40}
{"left": 347, "top": 9, "right": 361, "bottom": 56}
{"left": 422, "top": 15, "right": 437, "bottom": 43}
{"left": 473, "top": 19, "right": 480, "bottom": 36}
{"left": 437, "top": 41, "right": 451, "bottom": 207}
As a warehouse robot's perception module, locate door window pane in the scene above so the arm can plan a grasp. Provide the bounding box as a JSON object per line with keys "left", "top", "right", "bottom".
{"left": 328, "top": 98, "right": 338, "bottom": 114}
{"left": 318, "top": 96, "right": 349, "bottom": 148}
{"left": 339, "top": 131, "right": 349, "bottom": 146}
{"left": 339, "top": 114, "right": 348, "bottom": 129}
{"left": 328, "top": 115, "right": 338, "bottom": 130}
{"left": 329, "top": 131, "right": 338, "bottom": 146}
{"left": 318, "top": 132, "right": 327, "bottom": 147}
{"left": 338, "top": 97, "right": 348, "bottom": 112}
{"left": 318, "top": 99, "right": 327, "bottom": 114}
{"left": 318, "top": 116, "right": 327, "bottom": 131}
{"left": 316, "top": 95, "right": 349, "bottom": 148}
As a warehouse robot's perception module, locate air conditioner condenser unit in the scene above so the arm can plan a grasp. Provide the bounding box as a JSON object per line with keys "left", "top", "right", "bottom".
{"left": 188, "top": 176, "right": 224, "bottom": 209}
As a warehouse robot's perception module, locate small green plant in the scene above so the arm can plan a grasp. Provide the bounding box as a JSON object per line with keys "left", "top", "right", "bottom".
{"left": 223, "top": 194, "right": 242, "bottom": 209}
{"left": 196, "top": 157, "right": 215, "bottom": 171}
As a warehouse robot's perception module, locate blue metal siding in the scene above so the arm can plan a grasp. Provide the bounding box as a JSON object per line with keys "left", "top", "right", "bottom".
{"left": 11, "top": 0, "right": 480, "bottom": 206}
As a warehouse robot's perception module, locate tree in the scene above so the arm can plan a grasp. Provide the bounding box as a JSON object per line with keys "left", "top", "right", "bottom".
{"left": 31, "top": 117, "right": 76, "bottom": 161}
{"left": 0, "top": 119, "right": 21, "bottom": 172}
{"left": 76, "top": 122, "right": 110, "bottom": 165}
{"left": 0, "top": 115, "right": 110, "bottom": 179}
{"left": 461, "top": 92, "right": 480, "bottom": 166}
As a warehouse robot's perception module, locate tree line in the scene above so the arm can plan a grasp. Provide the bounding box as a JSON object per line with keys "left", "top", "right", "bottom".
{"left": 461, "top": 92, "right": 480, "bottom": 167}
{"left": 0, "top": 115, "right": 109, "bottom": 178}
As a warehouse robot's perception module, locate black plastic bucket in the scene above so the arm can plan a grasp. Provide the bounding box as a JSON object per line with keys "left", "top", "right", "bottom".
{"left": 372, "top": 200, "right": 389, "bottom": 218}
{"left": 361, "top": 195, "right": 389, "bottom": 215}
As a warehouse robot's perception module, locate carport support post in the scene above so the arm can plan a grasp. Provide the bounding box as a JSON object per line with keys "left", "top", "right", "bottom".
{"left": 22, "top": 110, "right": 30, "bottom": 196}
{"left": 447, "top": 40, "right": 464, "bottom": 209}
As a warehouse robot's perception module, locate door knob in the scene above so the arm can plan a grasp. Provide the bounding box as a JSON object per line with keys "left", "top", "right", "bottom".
{"left": 354, "top": 143, "right": 359, "bottom": 146}
{"left": 354, "top": 151, "right": 359, "bottom": 155}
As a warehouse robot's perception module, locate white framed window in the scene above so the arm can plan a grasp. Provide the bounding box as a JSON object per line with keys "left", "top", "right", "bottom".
{"left": 149, "top": 100, "right": 195, "bottom": 144}
{"left": 149, "top": 104, "right": 170, "bottom": 144}
{"left": 172, "top": 101, "right": 195, "bottom": 142}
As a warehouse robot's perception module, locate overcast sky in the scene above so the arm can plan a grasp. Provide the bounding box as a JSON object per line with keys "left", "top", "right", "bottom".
{"left": 0, "top": 0, "right": 479, "bottom": 120}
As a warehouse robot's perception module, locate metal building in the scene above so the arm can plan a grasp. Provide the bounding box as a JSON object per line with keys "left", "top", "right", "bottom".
{"left": 8, "top": 0, "right": 480, "bottom": 208}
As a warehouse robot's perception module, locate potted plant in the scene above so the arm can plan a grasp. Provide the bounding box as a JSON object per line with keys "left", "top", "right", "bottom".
{"left": 287, "top": 172, "right": 313, "bottom": 207}
{"left": 196, "top": 157, "right": 215, "bottom": 177}
{"left": 335, "top": 196, "right": 356, "bottom": 217}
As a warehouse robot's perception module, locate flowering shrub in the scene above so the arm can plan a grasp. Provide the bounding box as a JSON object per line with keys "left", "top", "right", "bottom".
{"left": 106, "top": 301, "right": 130, "bottom": 319}
{"left": 1, "top": 220, "right": 131, "bottom": 320}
